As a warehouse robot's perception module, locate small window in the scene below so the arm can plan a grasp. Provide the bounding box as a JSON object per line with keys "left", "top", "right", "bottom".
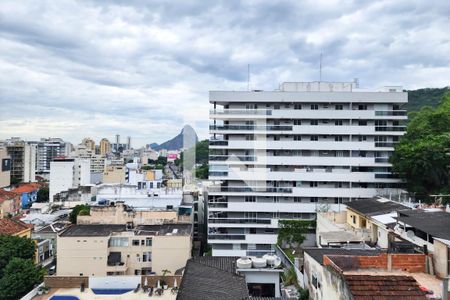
{"left": 294, "top": 120, "right": 301, "bottom": 125}
{"left": 335, "top": 104, "right": 343, "bottom": 110}
{"left": 310, "top": 120, "right": 319, "bottom": 126}
{"left": 335, "top": 120, "right": 343, "bottom": 126}
{"left": 294, "top": 104, "right": 302, "bottom": 110}
{"left": 358, "top": 120, "right": 367, "bottom": 126}
{"left": 310, "top": 136, "right": 318, "bottom": 141}
{"left": 311, "top": 104, "right": 319, "bottom": 110}
{"left": 132, "top": 240, "right": 140, "bottom": 246}
{"left": 294, "top": 135, "right": 301, "bottom": 141}
{"left": 141, "top": 240, "right": 145, "bottom": 246}
{"left": 334, "top": 136, "right": 343, "bottom": 142}
{"left": 358, "top": 104, "right": 367, "bottom": 110}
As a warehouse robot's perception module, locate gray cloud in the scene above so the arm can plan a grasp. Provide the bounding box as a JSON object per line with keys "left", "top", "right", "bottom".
{"left": 0, "top": 0, "right": 449, "bottom": 146}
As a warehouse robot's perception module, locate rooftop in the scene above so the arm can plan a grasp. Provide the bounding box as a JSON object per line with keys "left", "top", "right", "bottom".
{"left": 344, "top": 274, "right": 427, "bottom": 300}
{"left": 60, "top": 223, "right": 192, "bottom": 237}
{"left": 303, "top": 248, "right": 380, "bottom": 265}
{"left": 0, "top": 218, "right": 32, "bottom": 235}
{"left": 12, "top": 183, "right": 41, "bottom": 194}
{"left": 346, "top": 198, "right": 410, "bottom": 217}
{"left": 0, "top": 189, "right": 19, "bottom": 201}
{"left": 396, "top": 209, "right": 450, "bottom": 240}
{"left": 177, "top": 256, "right": 249, "bottom": 300}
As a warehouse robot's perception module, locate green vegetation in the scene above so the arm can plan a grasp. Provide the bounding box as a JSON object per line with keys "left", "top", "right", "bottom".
{"left": 0, "top": 236, "right": 44, "bottom": 300}
{"left": 391, "top": 92, "right": 450, "bottom": 200}
{"left": 406, "top": 87, "right": 449, "bottom": 113}
{"left": 281, "top": 266, "right": 297, "bottom": 286}
{"left": 176, "top": 140, "right": 209, "bottom": 178}
{"left": 277, "top": 220, "right": 316, "bottom": 247}
{"left": 36, "top": 186, "right": 49, "bottom": 203}
{"left": 69, "top": 204, "right": 90, "bottom": 224}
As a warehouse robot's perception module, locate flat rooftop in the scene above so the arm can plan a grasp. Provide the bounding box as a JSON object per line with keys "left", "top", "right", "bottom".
{"left": 60, "top": 224, "right": 192, "bottom": 237}
{"left": 346, "top": 198, "right": 410, "bottom": 217}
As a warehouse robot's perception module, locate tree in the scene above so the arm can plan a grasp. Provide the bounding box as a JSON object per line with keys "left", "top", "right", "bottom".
{"left": 391, "top": 93, "right": 450, "bottom": 199}
{"left": 36, "top": 186, "right": 49, "bottom": 203}
{"left": 69, "top": 204, "right": 90, "bottom": 224}
{"left": 0, "top": 236, "right": 36, "bottom": 275}
{"left": 195, "top": 164, "right": 209, "bottom": 179}
{"left": 0, "top": 258, "right": 45, "bottom": 300}
{"left": 277, "top": 220, "right": 316, "bottom": 248}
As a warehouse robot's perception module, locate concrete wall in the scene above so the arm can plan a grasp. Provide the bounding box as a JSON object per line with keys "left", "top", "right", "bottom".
{"left": 44, "top": 276, "right": 89, "bottom": 288}
{"left": 50, "top": 161, "right": 74, "bottom": 202}
{"left": 89, "top": 275, "right": 140, "bottom": 289}
{"left": 0, "top": 148, "right": 11, "bottom": 188}
{"left": 434, "top": 240, "right": 449, "bottom": 278}
{"left": 57, "top": 235, "right": 109, "bottom": 276}
{"left": 240, "top": 271, "right": 282, "bottom": 297}
{"left": 152, "top": 235, "right": 191, "bottom": 275}
{"left": 103, "top": 166, "right": 126, "bottom": 184}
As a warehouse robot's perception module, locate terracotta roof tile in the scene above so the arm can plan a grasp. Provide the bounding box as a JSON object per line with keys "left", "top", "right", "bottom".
{"left": 0, "top": 189, "right": 19, "bottom": 202}
{"left": 0, "top": 218, "right": 32, "bottom": 235}
{"left": 11, "top": 183, "right": 41, "bottom": 194}
{"left": 344, "top": 275, "right": 427, "bottom": 300}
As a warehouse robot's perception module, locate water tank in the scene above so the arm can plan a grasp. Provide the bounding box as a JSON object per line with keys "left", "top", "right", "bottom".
{"left": 252, "top": 257, "right": 267, "bottom": 268}
{"left": 236, "top": 257, "right": 252, "bottom": 269}
{"left": 263, "top": 253, "right": 278, "bottom": 266}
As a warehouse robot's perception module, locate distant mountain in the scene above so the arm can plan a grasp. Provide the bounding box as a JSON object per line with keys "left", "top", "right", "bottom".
{"left": 150, "top": 125, "right": 198, "bottom": 151}
{"left": 406, "top": 87, "right": 449, "bottom": 113}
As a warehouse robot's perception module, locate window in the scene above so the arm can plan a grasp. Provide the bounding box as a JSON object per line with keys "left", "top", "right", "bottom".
{"left": 142, "top": 251, "right": 152, "bottom": 262}
{"left": 294, "top": 104, "right": 302, "bottom": 110}
{"left": 335, "top": 120, "right": 343, "bottom": 126}
{"left": 109, "top": 237, "right": 129, "bottom": 247}
{"left": 311, "top": 104, "right": 319, "bottom": 110}
{"left": 352, "top": 215, "right": 356, "bottom": 224}
{"left": 310, "top": 136, "right": 318, "bottom": 141}
{"left": 310, "top": 182, "right": 318, "bottom": 187}
{"left": 358, "top": 136, "right": 367, "bottom": 141}
{"left": 334, "top": 136, "right": 343, "bottom": 142}
{"left": 358, "top": 104, "right": 367, "bottom": 110}
{"left": 274, "top": 104, "right": 280, "bottom": 110}
{"left": 294, "top": 135, "right": 301, "bottom": 141}
{"left": 274, "top": 136, "right": 280, "bottom": 141}
{"left": 245, "top": 196, "right": 256, "bottom": 202}
{"left": 294, "top": 197, "right": 301, "bottom": 203}
{"left": 132, "top": 240, "right": 140, "bottom": 246}
{"left": 141, "top": 240, "right": 145, "bottom": 246}
{"left": 358, "top": 120, "right": 367, "bottom": 126}
{"left": 146, "top": 238, "right": 152, "bottom": 246}
{"left": 294, "top": 120, "right": 301, "bottom": 125}
{"left": 335, "top": 104, "right": 343, "bottom": 110}
{"left": 310, "top": 120, "right": 319, "bottom": 126}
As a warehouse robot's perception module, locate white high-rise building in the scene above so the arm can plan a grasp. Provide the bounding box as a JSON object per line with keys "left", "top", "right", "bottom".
{"left": 208, "top": 81, "right": 407, "bottom": 256}
{"left": 49, "top": 158, "right": 90, "bottom": 202}
{"left": 4, "top": 138, "right": 36, "bottom": 183}
{"left": 35, "top": 138, "right": 71, "bottom": 174}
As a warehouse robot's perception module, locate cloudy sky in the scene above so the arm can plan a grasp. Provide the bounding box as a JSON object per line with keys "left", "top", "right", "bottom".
{"left": 0, "top": 0, "right": 449, "bottom": 147}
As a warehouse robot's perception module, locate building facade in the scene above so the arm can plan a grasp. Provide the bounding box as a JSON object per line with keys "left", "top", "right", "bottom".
{"left": 35, "top": 138, "right": 71, "bottom": 174}
{"left": 49, "top": 158, "right": 90, "bottom": 201}
{"left": 0, "top": 148, "right": 11, "bottom": 188}
{"left": 100, "top": 138, "right": 111, "bottom": 156}
{"left": 5, "top": 139, "right": 36, "bottom": 183}
{"left": 208, "top": 81, "right": 407, "bottom": 256}
{"left": 81, "top": 137, "right": 96, "bottom": 152}
{"left": 57, "top": 224, "right": 192, "bottom": 276}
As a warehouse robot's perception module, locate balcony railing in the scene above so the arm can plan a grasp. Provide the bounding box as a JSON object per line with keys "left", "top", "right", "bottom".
{"left": 375, "top": 110, "right": 407, "bottom": 116}
{"left": 208, "top": 202, "right": 228, "bottom": 208}
{"left": 209, "top": 218, "right": 272, "bottom": 224}
{"left": 209, "top": 171, "right": 228, "bottom": 177}
{"left": 209, "top": 140, "right": 228, "bottom": 146}
{"left": 208, "top": 234, "right": 246, "bottom": 240}
{"left": 210, "top": 125, "right": 292, "bottom": 131}
{"left": 208, "top": 186, "right": 292, "bottom": 193}
{"left": 210, "top": 109, "right": 272, "bottom": 115}
{"left": 209, "top": 155, "right": 256, "bottom": 161}
{"left": 375, "top": 173, "right": 399, "bottom": 179}
{"left": 375, "top": 142, "right": 396, "bottom": 147}
{"left": 375, "top": 126, "right": 406, "bottom": 132}
{"left": 375, "top": 157, "right": 390, "bottom": 163}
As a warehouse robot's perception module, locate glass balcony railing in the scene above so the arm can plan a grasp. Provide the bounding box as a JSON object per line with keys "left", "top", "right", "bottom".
{"left": 209, "top": 155, "right": 256, "bottom": 161}
{"left": 375, "top": 142, "right": 396, "bottom": 147}
{"left": 208, "top": 186, "right": 292, "bottom": 193}
{"left": 375, "top": 157, "right": 390, "bottom": 163}
{"left": 375, "top": 173, "right": 399, "bottom": 179}
{"left": 210, "top": 125, "right": 292, "bottom": 131}
{"left": 209, "top": 140, "right": 228, "bottom": 146}
{"left": 209, "top": 171, "right": 228, "bottom": 177}
{"left": 210, "top": 109, "right": 272, "bottom": 115}
{"left": 375, "top": 110, "right": 407, "bottom": 116}
{"left": 375, "top": 126, "right": 406, "bottom": 132}
{"left": 208, "top": 218, "right": 272, "bottom": 224}
{"left": 208, "top": 234, "right": 246, "bottom": 240}
{"left": 208, "top": 202, "right": 228, "bottom": 208}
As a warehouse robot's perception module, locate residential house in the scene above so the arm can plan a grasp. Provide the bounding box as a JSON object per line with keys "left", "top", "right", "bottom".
{"left": 0, "top": 217, "right": 33, "bottom": 238}
{"left": 12, "top": 182, "right": 41, "bottom": 209}
{"left": 0, "top": 189, "right": 21, "bottom": 218}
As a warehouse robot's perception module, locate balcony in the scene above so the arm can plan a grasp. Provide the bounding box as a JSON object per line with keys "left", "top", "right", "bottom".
{"left": 209, "top": 155, "right": 256, "bottom": 161}
{"left": 210, "top": 125, "right": 292, "bottom": 131}
{"left": 375, "top": 157, "right": 390, "bottom": 163}
{"left": 210, "top": 109, "right": 272, "bottom": 116}
{"left": 375, "top": 110, "right": 407, "bottom": 116}
{"left": 208, "top": 186, "right": 292, "bottom": 193}
{"left": 209, "top": 218, "right": 272, "bottom": 224}
{"left": 209, "top": 140, "right": 228, "bottom": 146}
{"left": 375, "top": 142, "right": 396, "bottom": 147}
{"left": 375, "top": 126, "right": 406, "bottom": 132}
{"left": 208, "top": 234, "right": 246, "bottom": 240}
{"left": 375, "top": 173, "right": 400, "bottom": 179}
{"left": 208, "top": 202, "right": 228, "bottom": 208}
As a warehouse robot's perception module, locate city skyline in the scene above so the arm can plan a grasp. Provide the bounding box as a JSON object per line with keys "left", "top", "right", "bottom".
{"left": 1, "top": 0, "right": 450, "bottom": 147}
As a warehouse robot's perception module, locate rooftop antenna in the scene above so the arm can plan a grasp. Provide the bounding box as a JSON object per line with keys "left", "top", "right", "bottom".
{"left": 247, "top": 64, "right": 250, "bottom": 91}
{"left": 319, "top": 52, "right": 323, "bottom": 82}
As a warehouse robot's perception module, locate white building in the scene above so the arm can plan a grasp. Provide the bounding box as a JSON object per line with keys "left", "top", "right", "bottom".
{"left": 49, "top": 158, "right": 90, "bottom": 201}
{"left": 208, "top": 81, "right": 407, "bottom": 256}
{"left": 35, "top": 138, "right": 71, "bottom": 174}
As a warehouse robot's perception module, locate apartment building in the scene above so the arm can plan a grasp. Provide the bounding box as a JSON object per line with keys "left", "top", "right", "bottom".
{"left": 208, "top": 81, "right": 407, "bottom": 256}
{"left": 81, "top": 137, "right": 96, "bottom": 152}
{"left": 99, "top": 138, "right": 111, "bottom": 156}
{"left": 35, "top": 138, "right": 71, "bottom": 174}
{"left": 49, "top": 158, "right": 90, "bottom": 201}
{"left": 57, "top": 223, "right": 192, "bottom": 276}
{"left": 0, "top": 148, "right": 11, "bottom": 188}
{"left": 4, "top": 138, "right": 36, "bottom": 183}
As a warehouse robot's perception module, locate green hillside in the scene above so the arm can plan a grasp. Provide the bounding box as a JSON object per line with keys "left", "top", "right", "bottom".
{"left": 405, "top": 87, "right": 449, "bottom": 113}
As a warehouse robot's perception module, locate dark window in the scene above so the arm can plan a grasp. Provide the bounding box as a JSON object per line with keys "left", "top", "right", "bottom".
{"left": 132, "top": 240, "right": 140, "bottom": 246}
